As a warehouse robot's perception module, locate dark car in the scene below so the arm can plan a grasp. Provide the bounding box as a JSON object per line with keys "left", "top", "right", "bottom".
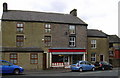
{"left": 94, "top": 61, "right": 113, "bottom": 70}
{"left": 0, "top": 60, "right": 24, "bottom": 74}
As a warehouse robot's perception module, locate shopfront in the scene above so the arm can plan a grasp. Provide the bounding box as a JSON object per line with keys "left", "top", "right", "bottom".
{"left": 49, "top": 48, "right": 86, "bottom": 68}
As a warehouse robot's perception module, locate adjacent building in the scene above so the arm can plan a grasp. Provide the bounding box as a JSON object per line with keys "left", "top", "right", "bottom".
{"left": 1, "top": 3, "right": 88, "bottom": 69}
{"left": 109, "top": 35, "right": 120, "bottom": 67}
{"left": 87, "top": 29, "right": 109, "bottom": 63}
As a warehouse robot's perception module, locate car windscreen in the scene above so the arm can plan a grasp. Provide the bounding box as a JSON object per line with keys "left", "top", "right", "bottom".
{"left": 73, "top": 60, "right": 79, "bottom": 64}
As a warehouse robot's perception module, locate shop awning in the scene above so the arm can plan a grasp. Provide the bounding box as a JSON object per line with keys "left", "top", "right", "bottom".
{"left": 49, "top": 48, "right": 86, "bottom": 54}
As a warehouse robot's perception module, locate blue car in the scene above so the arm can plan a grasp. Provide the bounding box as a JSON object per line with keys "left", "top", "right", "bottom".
{"left": 0, "top": 60, "right": 24, "bottom": 74}
{"left": 70, "top": 61, "right": 95, "bottom": 72}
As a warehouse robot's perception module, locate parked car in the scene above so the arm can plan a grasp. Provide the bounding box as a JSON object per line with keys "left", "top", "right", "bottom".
{"left": 0, "top": 60, "right": 24, "bottom": 74}
{"left": 94, "top": 61, "right": 113, "bottom": 70}
{"left": 70, "top": 61, "right": 95, "bottom": 72}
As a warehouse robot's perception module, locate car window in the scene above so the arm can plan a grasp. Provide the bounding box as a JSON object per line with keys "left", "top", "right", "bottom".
{"left": 80, "top": 62, "right": 85, "bottom": 64}
{"left": 101, "top": 62, "right": 109, "bottom": 65}
{"left": 86, "top": 62, "right": 91, "bottom": 65}
{"left": 2, "top": 61, "right": 12, "bottom": 66}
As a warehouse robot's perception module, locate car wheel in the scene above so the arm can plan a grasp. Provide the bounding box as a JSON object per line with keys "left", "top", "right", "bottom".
{"left": 79, "top": 68, "right": 83, "bottom": 72}
{"left": 13, "top": 69, "right": 20, "bottom": 75}
{"left": 92, "top": 67, "right": 95, "bottom": 71}
{"left": 102, "top": 67, "right": 105, "bottom": 71}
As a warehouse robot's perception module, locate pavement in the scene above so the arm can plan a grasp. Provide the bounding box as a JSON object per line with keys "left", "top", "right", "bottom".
{"left": 24, "top": 68, "right": 71, "bottom": 74}
{"left": 24, "top": 67, "right": 120, "bottom": 74}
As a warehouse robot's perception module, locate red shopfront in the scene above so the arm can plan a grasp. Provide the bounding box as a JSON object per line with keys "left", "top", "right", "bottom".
{"left": 49, "top": 48, "right": 86, "bottom": 68}
{"left": 114, "top": 49, "right": 120, "bottom": 59}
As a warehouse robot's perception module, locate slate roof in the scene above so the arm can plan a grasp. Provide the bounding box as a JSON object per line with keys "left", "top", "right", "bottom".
{"left": 1, "top": 10, "right": 87, "bottom": 25}
{"left": 87, "top": 29, "right": 108, "bottom": 38}
{"left": 1, "top": 47, "right": 44, "bottom": 52}
{"left": 109, "top": 35, "right": 120, "bottom": 43}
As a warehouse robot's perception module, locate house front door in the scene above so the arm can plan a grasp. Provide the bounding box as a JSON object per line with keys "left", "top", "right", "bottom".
{"left": 100, "top": 55, "right": 104, "bottom": 61}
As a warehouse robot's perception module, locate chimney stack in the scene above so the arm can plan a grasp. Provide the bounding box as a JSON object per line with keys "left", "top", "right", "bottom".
{"left": 3, "top": 2, "right": 8, "bottom": 12}
{"left": 70, "top": 9, "right": 77, "bottom": 16}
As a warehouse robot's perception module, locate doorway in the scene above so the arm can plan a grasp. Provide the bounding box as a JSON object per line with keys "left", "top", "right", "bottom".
{"left": 100, "top": 55, "right": 104, "bottom": 61}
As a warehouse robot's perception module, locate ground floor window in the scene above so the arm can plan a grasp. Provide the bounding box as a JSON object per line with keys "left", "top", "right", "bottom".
{"left": 91, "top": 53, "right": 96, "bottom": 62}
{"left": 52, "top": 55, "right": 64, "bottom": 62}
{"left": 30, "top": 53, "right": 38, "bottom": 64}
{"left": 10, "top": 53, "right": 17, "bottom": 64}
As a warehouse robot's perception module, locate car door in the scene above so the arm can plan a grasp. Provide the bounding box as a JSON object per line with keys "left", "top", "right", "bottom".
{"left": 2, "top": 61, "right": 13, "bottom": 73}
{"left": 80, "top": 61, "right": 87, "bottom": 70}
{"left": 86, "top": 62, "right": 93, "bottom": 70}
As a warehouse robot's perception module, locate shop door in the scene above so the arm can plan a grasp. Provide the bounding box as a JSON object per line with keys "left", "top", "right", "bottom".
{"left": 64, "top": 56, "right": 70, "bottom": 68}
{"left": 43, "top": 53, "right": 47, "bottom": 70}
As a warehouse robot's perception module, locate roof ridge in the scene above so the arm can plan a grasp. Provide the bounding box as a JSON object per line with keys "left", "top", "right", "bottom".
{"left": 8, "top": 10, "right": 69, "bottom": 16}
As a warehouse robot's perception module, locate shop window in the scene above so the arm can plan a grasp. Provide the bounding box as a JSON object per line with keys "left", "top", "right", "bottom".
{"left": 16, "top": 35, "right": 24, "bottom": 47}
{"left": 44, "top": 36, "right": 51, "bottom": 46}
{"left": 45, "top": 24, "right": 51, "bottom": 33}
{"left": 10, "top": 53, "right": 17, "bottom": 64}
{"left": 91, "top": 40, "right": 96, "bottom": 49}
{"left": 91, "top": 53, "right": 96, "bottom": 62}
{"left": 52, "top": 55, "right": 64, "bottom": 62}
{"left": 30, "top": 53, "right": 38, "bottom": 64}
{"left": 16, "top": 23, "right": 24, "bottom": 33}
{"left": 69, "top": 36, "right": 76, "bottom": 47}
{"left": 69, "top": 25, "right": 75, "bottom": 34}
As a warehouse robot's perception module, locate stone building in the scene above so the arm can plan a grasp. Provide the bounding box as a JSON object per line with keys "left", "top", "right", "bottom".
{"left": 87, "top": 29, "right": 109, "bottom": 63}
{"left": 109, "top": 35, "right": 120, "bottom": 67}
{"left": 1, "top": 3, "right": 88, "bottom": 69}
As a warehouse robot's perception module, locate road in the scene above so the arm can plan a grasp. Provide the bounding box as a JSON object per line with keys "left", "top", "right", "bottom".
{"left": 1, "top": 68, "right": 120, "bottom": 78}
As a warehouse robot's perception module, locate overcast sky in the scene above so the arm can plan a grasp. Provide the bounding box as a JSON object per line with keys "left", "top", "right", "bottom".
{"left": 0, "top": 0, "right": 119, "bottom": 36}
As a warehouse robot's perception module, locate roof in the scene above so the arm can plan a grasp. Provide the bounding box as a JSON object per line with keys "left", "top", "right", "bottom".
{"left": 109, "top": 35, "right": 120, "bottom": 43}
{"left": 1, "top": 10, "right": 87, "bottom": 25}
{"left": 1, "top": 47, "right": 44, "bottom": 52}
{"left": 87, "top": 29, "right": 108, "bottom": 38}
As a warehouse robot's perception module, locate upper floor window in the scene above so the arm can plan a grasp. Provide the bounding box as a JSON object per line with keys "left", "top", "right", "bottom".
{"left": 16, "top": 35, "right": 24, "bottom": 47}
{"left": 91, "top": 40, "right": 96, "bottom": 49}
{"left": 16, "top": 23, "right": 24, "bottom": 33}
{"left": 69, "top": 25, "right": 75, "bottom": 34}
{"left": 45, "top": 24, "right": 51, "bottom": 33}
{"left": 69, "top": 36, "right": 76, "bottom": 47}
{"left": 10, "top": 53, "right": 17, "bottom": 64}
{"left": 44, "top": 36, "right": 51, "bottom": 46}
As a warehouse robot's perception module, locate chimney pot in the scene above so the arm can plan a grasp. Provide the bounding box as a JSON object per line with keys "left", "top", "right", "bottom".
{"left": 70, "top": 9, "right": 77, "bottom": 16}
{"left": 3, "top": 2, "right": 8, "bottom": 12}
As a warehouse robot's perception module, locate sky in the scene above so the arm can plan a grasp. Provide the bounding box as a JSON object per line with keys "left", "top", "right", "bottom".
{"left": 0, "top": 0, "right": 119, "bottom": 36}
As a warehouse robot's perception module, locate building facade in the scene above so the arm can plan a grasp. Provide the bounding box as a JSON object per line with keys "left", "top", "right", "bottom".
{"left": 87, "top": 29, "right": 109, "bottom": 63}
{"left": 1, "top": 3, "right": 88, "bottom": 69}
{"left": 109, "top": 35, "right": 120, "bottom": 67}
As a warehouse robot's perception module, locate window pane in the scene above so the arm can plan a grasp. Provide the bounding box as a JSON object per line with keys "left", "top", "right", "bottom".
{"left": 69, "top": 37, "right": 75, "bottom": 47}
{"left": 44, "top": 36, "right": 51, "bottom": 46}
{"left": 69, "top": 25, "right": 75, "bottom": 34}
{"left": 10, "top": 54, "right": 17, "bottom": 64}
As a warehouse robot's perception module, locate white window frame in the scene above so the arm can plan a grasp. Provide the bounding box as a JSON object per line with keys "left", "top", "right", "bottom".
{"left": 91, "top": 40, "right": 96, "bottom": 49}
{"left": 69, "top": 37, "right": 76, "bottom": 47}
{"left": 91, "top": 53, "right": 96, "bottom": 62}
{"left": 16, "top": 23, "right": 24, "bottom": 33}
{"left": 69, "top": 25, "right": 75, "bottom": 34}
{"left": 45, "top": 24, "right": 51, "bottom": 33}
